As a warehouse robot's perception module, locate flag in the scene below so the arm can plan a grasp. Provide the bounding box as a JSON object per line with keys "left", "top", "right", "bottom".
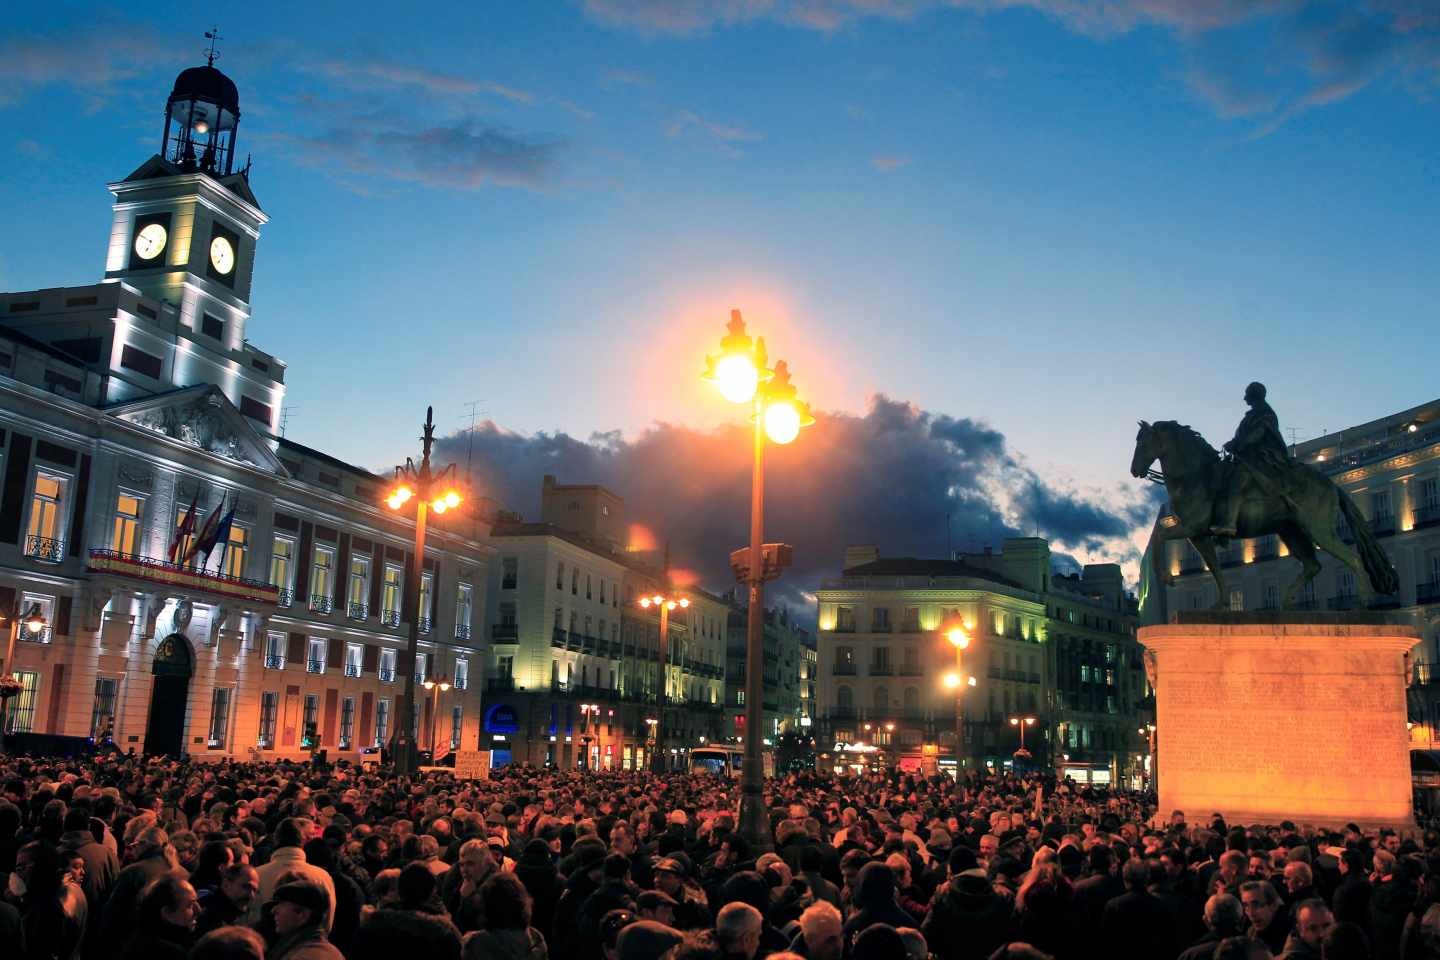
{"left": 201, "top": 501, "right": 238, "bottom": 565}
{"left": 185, "top": 498, "right": 226, "bottom": 564}
{"left": 168, "top": 492, "right": 198, "bottom": 563}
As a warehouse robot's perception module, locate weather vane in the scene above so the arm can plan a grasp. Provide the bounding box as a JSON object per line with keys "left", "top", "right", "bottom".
{"left": 204, "top": 27, "right": 223, "bottom": 67}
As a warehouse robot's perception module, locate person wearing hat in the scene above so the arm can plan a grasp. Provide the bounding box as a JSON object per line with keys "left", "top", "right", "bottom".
{"left": 600, "top": 908, "right": 639, "bottom": 960}
{"left": 515, "top": 838, "right": 565, "bottom": 938}
{"left": 577, "top": 854, "right": 641, "bottom": 956}
{"left": 653, "top": 857, "right": 712, "bottom": 932}
{"left": 637, "top": 889, "right": 677, "bottom": 927}
{"left": 615, "top": 919, "right": 684, "bottom": 960}
{"left": 266, "top": 880, "right": 342, "bottom": 960}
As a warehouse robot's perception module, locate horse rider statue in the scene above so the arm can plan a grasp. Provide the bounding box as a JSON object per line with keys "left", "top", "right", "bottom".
{"left": 1212, "top": 381, "right": 1290, "bottom": 539}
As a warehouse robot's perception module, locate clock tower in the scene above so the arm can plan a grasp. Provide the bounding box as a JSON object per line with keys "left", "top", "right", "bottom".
{"left": 98, "top": 44, "right": 284, "bottom": 434}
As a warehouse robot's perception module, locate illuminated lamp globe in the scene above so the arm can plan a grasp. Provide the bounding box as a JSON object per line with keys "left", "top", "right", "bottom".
{"left": 679, "top": 598, "right": 690, "bottom": 608}
{"left": 194, "top": 119, "right": 210, "bottom": 135}
{"left": 714, "top": 354, "right": 760, "bottom": 404}
{"left": 943, "top": 672, "right": 960, "bottom": 689}
{"left": 764, "top": 400, "right": 802, "bottom": 445}
{"left": 26, "top": 615, "right": 44, "bottom": 635}
{"left": 639, "top": 597, "right": 652, "bottom": 609}
{"left": 443, "top": 491, "right": 461, "bottom": 508}
{"left": 946, "top": 628, "right": 970, "bottom": 649}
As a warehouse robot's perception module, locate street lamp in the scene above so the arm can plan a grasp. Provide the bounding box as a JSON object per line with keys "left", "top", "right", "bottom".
{"left": 0, "top": 604, "right": 46, "bottom": 744}
{"left": 1139, "top": 723, "right": 1157, "bottom": 791}
{"left": 421, "top": 674, "right": 452, "bottom": 762}
{"left": 704, "top": 309, "right": 813, "bottom": 852}
{"left": 1009, "top": 715, "right": 1037, "bottom": 759}
{"left": 578, "top": 703, "right": 602, "bottom": 769}
{"left": 384, "top": 406, "right": 463, "bottom": 773}
{"left": 644, "top": 716, "right": 658, "bottom": 769}
{"left": 941, "top": 624, "right": 973, "bottom": 772}
{"left": 639, "top": 589, "right": 689, "bottom": 771}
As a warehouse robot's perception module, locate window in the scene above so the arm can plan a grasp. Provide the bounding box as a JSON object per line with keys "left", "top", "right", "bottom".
{"left": 375, "top": 699, "right": 391, "bottom": 746}
{"left": 258, "top": 692, "right": 278, "bottom": 747}
{"left": 265, "top": 632, "right": 286, "bottom": 669}
{"left": 415, "top": 652, "right": 428, "bottom": 684}
{"left": 303, "top": 694, "right": 319, "bottom": 746}
{"left": 454, "top": 657, "right": 469, "bottom": 690}
{"left": 835, "top": 606, "right": 856, "bottom": 632}
{"left": 455, "top": 583, "right": 473, "bottom": 639}
{"left": 340, "top": 697, "right": 355, "bottom": 748}
{"left": 271, "top": 538, "right": 295, "bottom": 593}
{"left": 1423, "top": 479, "right": 1440, "bottom": 509}
{"left": 419, "top": 572, "right": 434, "bottom": 625}
{"left": 91, "top": 677, "right": 118, "bottom": 739}
{"left": 871, "top": 607, "right": 890, "bottom": 631}
{"left": 208, "top": 688, "right": 230, "bottom": 747}
{"left": 497, "top": 655, "right": 513, "bottom": 678}
{"left": 903, "top": 647, "right": 919, "bottom": 673}
{"left": 348, "top": 557, "right": 370, "bottom": 616}
{"left": 571, "top": 568, "right": 579, "bottom": 595}
{"left": 19, "top": 593, "right": 54, "bottom": 642}
{"left": 345, "top": 642, "right": 363, "bottom": 677}
{"left": 993, "top": 611, "right": 1006, "bottom": 636}
{"left": 202, "top": 312, "right": 224, "bottom": 340}
{"left": 451, "top": 705, "right": 463, "bottom": 750}
{"left": 598, "top": 580, "right": 606, "bottom": 605}
{"left": 502, "top": 558, "right": 518, "bottom": 589}
{"left": 1229, "top": 589, "right": 1244, "bottom": 612}
{"left": 871, "top": 646, "right": 891, "bottom": 672}
{"left": 222, "top": 523, "right": 248, "bottom": 578}
{"left": 1080, "top": 664, "right": 1091, "bottom": 683}
{"left": 873, "top": 686, "right": 889, "bottom": 713}
{"left": 307, "top": 637, "right": 326, "bottom": 673}
{"left": 379, "top": 648, "right": 397, "bottom": 682}
{"left": 112, "top": 494, "right": 144, "bottom": 555}
{"left": 1263, "top": 584, "right": 1280, "bottom": 610}
{"left": 586, "top": 574, "right": 592, "bottom": 600}
{"left": 382, "top": 564, "right": 403, "bottom": 621}
{"left": 737, "top": 690, "right": 745, "bottom": 705}
{"left": 310, "top": 547, "right": 335, "bottom": 604}
{"left": 120, "top": 344, "right": 162, "bottom": 378}
{"left": 1373, "top": 491, "right": 1393, "bottom": 523}
{"left": 556, "top": 562, "right": 565, "bottom": 590}
{"left": 901, "top": 606, "right": 920, "bottom": 631}
{"left": 26, "top": 473, "right": 67, "bottom": 558}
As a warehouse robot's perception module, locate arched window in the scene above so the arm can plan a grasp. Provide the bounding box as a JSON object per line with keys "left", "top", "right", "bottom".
{"left": 903, "top": 686, "right": 920, "bottom": 716}
{"left": 873, "top": 686, "right": 889, "bottom": 713}
{"left": 836, "top": 686, "right": 853, "bottom": 711}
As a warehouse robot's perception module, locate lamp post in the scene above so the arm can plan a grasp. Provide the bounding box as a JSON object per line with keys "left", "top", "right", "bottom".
{"left": 704, "top": 309, "right": 813, "bottom": 853}
{"left": 639, "top": 590, "right": 689, "bottom": 771}
{"left": 1009, "top": 715, "right": 1037, "bottom": 759}
{"left": 580, "top": 703, "right": 601, "bottom": 769}
{"left": 384, "top": 406, "right": 463, "bottom": 774}
{"left": 1139, "top": 723, "right": 1157, "bottom": 791}
{"left": 644, "top": 716, "right": 658, "bottom": 769}
{"left": 421, "top": 673, "right": 451, "bottom": 762}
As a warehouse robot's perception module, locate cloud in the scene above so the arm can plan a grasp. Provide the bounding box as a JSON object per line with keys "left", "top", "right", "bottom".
{"left": 310, "top": 59, "right": 536, "bottom": 103}
{"left": 0, "top": 25, "right": 179, "bottom": 109}
{"left": 872, "top": 154, "right": 910, "bottom": 171}
{"left": 600, "top": 67, "right": 651, "bottom": 90}
{"left": 580, "top": 0, "right": 932, "bottom": 35}
{"left": 435, "top": 393, "right": 1152, "bottom": 600}
{"left": 667, "top": 109, "right": 764, "bottom": 155}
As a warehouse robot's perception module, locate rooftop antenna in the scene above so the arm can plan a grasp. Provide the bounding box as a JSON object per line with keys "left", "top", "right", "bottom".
{"left": 460, "top": 400, "right": 486, "bottom": 489}
{"left": 203, "top": 27, "right": 223, "bottom": 67}
{"left": 279, "top": 406, "right": 299, "bottom": 438}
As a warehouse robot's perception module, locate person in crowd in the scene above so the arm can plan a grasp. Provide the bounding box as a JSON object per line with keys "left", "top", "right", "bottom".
{"left": 100, "top": 823, "right": 178, "bottom": 947}
{"left": 253, "top": 819, "right": 336, "bottom": 930}
{"left": 1180, "top": 894, "right": 1249, "bottom": 960}
{"left": 1100, "top": 856, "right": 1175, "bottom": 959}
{"left": 197, "top": 862, "right": 260, "bottom": 936}
{"left": 120, "top": 872, "right": 199, "bottom": 960}
{"left": 1242, "top": 878, "right": 1291, "bottom": 956}
{"left": 190, "top": 924, "right": 268, "bottom": 960}
{"left": 923, "top": 844, "right": 1014, "bottom": 960}
{"left": 266, "top": 881, "right": 344, "bottom": 960}
{"left": 1285, "top": 899, "right": 1338, "bottom": 960}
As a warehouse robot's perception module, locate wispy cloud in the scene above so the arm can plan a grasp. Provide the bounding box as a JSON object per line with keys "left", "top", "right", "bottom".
{"left": 0, "top": 25, "right": 180, "bottom": 110}
{"left": 872, "top": 154, "right": 910, "bottom": 172}
{"left": 667, "top": 109, "right": 763, "bottom": 156}
{"left": 310, "top": 59, "right": 536, "bottom": 104}
{"left": 600, "top": 66, "right": 650, "bottom": 91}
{"left": 581, "top": 0, "right": 932, "bottom": 35}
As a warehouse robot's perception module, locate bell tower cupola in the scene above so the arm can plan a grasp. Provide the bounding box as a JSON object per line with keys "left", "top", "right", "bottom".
{"left": 161, "top": 30, "right": 243, "bottom": 177}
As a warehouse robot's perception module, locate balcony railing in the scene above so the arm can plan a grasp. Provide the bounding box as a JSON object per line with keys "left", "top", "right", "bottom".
{"left": 830, "top": 706, "right": 856, "bottom": 719}
{"left": 833, "top": 664, "right": 856, "bottom": 676}
{"left": 899, "top": 665, "right": 924, "bottom": 677}
{"left": 379, "top": 667, "right": 395, "bottom": 682}
{"left": 380, "top": 609, "right": 400, "bottom": 628}
{"left": 344, "top": 663, "right": 361, "bottom": 678}
{"left": 453, "top": 676, "right": 467, "bottom": 690}
{"left": 276, "top": 588, "right": 293, "bottom": 608}
{"left": 307, "top": 659, "right": 325, "bottom": 674}
{"left": 88, "top": 549, "right": 280, "bottom": 604}
{"left": 455, "top": 624, "right": 472, "bottom": 642}
{"left": 1327, "top": 594, "right": 1362, "bottom": 611}
{"left": 1419, "top": 581, "right": 1440, "bottom": 605}
{"left": 418, "top": 617, "right": 432, "bottom": 635}
{"left": 24, "top": 535, "right": 65, "bottom": 562}
{"left": 551, "top": 628, "right": 567, "bottom": 648}
{"left": 833, "top": 623, "right": 856, "bottom": 634}
{"left": 265, "top": 654, "right": 285, "bottom": 669}
{"left": 869, "top": 664, "right": 893, "bottom": 676}
{"left": 1372, "top": 516, "right": 1397, "bottom": 537}
{"left": 1415, "top": 503, "right": 1440, "bottom": 530}
{"left": 487, "top": 677, "right": 516, "bottom": 692}
{"left": 348, "top": 602, "right": 369, "bottom": 621}
{"left": 309, "top": 595, "right": 333, "bottom": 615}
{"left": 492, "top": 623, "right": 518, "bottom": 643}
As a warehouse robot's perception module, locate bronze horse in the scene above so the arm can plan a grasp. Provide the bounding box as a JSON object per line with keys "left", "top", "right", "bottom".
{"left": 1131, "top": 420, "right": 1398, "bottom": 609}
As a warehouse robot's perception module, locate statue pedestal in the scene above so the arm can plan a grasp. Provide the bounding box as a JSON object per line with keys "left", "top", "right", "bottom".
{"left": 1139, "top": 614, "right": 1420, "bottom": 828}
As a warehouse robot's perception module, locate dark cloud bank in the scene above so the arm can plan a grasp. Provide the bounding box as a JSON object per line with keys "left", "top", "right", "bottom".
{"left": 434, "top": 395, "right": 1161, "bottom": 604}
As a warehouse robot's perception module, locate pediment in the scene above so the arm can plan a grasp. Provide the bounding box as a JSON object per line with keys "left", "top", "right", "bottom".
{"left": 119, "top": 155, "right": 262, "bottom": 208}
{"left": 109, "top": 385, "right": 288, "bottom": 475}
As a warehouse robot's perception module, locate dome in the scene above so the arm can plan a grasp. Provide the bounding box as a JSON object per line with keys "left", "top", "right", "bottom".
{"left": 169, "top": 65, "right": 240, "bottom": 117}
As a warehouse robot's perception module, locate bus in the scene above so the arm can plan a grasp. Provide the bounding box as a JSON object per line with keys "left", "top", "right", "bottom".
{"left": 689, "top": 745, "right": 774, "bottom": 778}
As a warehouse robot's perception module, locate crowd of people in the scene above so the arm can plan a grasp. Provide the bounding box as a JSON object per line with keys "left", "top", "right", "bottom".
{"left": 1, "top": 753, "right": 1439, "bottom": 960}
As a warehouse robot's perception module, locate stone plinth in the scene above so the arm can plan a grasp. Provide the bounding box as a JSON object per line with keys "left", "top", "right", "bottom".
{"left": 1139, "top": 614, "right": 1420, "bottom": 828}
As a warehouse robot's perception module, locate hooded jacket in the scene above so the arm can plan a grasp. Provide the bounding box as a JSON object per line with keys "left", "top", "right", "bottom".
{"left": 922, "top": 871, "right": 1015, "bottom": 960}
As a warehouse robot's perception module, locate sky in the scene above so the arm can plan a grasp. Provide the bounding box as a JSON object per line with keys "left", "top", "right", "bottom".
{"left": 1, "top": 1, "right": 1437, "bottom": 595}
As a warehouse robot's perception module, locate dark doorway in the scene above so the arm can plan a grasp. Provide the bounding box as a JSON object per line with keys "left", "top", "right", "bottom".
{"left": 144, "top": 633, "right": 193, "bottom": 756}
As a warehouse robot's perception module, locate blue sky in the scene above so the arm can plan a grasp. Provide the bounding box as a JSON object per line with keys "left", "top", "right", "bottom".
{"left": 1, "top": 1, "right": 1437, "bottom": 574}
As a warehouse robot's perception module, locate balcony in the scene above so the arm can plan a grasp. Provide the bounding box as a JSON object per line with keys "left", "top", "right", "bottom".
{"left": 88, "top": 549, "right": 280, "bottom": 605}
{"left": 307, "top": 659, "right": 326, "bottom": 674}
{"left": 1253, "top": 544, "right": 1278, "bottom": 561}
{"left": 418, "top": 617, "right": 432, "bottom": 635}
{"left": 899, "top": 665, "right": 924, "bottom": 677}
{"left": 265, "top": 654, "right": 285, "bottom": 669}
{"left": 833, "top": 663, "right": 857, "bottom": 676}
{"left": 870, "top": 622, "right": 892, "bottom": 633}
{"left": 1372, "top": 515, "right": 1397, "bottom": 537}
{"left": 455, "top": 624, "right": 472, "bottom": 642}
{"left": 833, "top": 622, "right": 857, "bottom": 634}
{"left": 869, "top": 664, "right": 893, "bottom": 676}
{"left": 380, "top": 609, "right": 400, "bottom": 628}
{"left": 487, "top": 677, "right": 516, "bottom": 692}
{"left": 830, "top": 706, "right": 856, "bottom": 719}
{"left": 378, "top": 667, "right": 395, "bottom": 682}
{"left": 345, "top": 602, "right": 367, "bottom": 621}
{"left": 309, "top": 595, "right": 333, "bottom": 615}
{"left": 552, "top": 628, "right": 567, "bottom": 648}
{"left": 453, "top": 676, "right": 467, "bottom": 690}
{"left": 1028, "top": 672, "right": 1042, "bottom": 684}
{"left": 1327, "top": 594, "right": 1362, "bottom": 611}
{"left": 344, "top": 664, "right": 361, "bottom": 678}
{"left": 492, "top": 623, "right": 519, "bottom": 644}
{"left": 1415, "top": 503, "right": 1440, "bottom": 531}
{"left": 1419, "top": 582, "right": 1440, "bottom": 606}
{"left": 24, "top": 535, "right": 65, "bottom": 562}
{"left": 277, "top": 588, "right": 293, "bottom": 608}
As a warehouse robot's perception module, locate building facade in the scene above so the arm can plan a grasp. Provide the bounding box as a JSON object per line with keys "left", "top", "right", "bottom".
{"left": 1162, "top": 398, "right": 1440, "bottom": 756}
{"left": 814, "top": 539, "right": 1148, "bottom": 784}
{"left": 0, "top": 60, "right": 491, "bottom": 761}
{"left": 723, "top": 605, "right": 808, "bottom": 746}
{"left": 479, "top": 476, "right": 726, "bottom": 770}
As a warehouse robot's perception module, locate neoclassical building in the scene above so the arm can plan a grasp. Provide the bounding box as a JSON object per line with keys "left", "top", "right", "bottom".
{"left": 0, "top": 59, "right": 491, "bottom": 759}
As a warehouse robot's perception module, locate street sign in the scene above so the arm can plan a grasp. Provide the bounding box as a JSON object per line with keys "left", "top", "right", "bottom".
{"left": 729, "top": 543, "right": 793, "bottom": 583}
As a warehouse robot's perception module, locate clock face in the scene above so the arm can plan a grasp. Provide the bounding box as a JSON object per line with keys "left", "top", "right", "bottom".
{"left": 209, "top": 236, "right": 235, "bottom": 275}
{"left": 133, "top": 223, "right": 168, "bottom": 261}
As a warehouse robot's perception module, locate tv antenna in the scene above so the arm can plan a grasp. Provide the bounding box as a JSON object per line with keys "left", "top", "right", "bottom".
{"left": 460, "top": 400, "right": 488, "bottom": 486}
{"left": 280, "top": 406, "right": 299, "bottom": 438}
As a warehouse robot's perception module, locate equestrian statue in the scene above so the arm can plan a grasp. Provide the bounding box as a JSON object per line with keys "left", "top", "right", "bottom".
{"left": 1131, "top": 381, "right": 1399, "bottom": 610}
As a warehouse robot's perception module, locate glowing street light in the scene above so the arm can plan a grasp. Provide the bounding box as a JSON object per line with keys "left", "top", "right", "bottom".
{"left": 383, "top": 406, "right": 465, "bottom": 773}
{"left": 704, "top": 308, "right": 813, "bottom": 852}
{"left": 1009, "top": 715, "right": 1037, "bottom": 759}
{"left": 420, "top": 674, "right": 452, "bottom": 762}
{"left": 0, "top": 603, "right": 46, "bottom": 752}
{"left": 638, "top": 585, "right": 690, "bottom": 771}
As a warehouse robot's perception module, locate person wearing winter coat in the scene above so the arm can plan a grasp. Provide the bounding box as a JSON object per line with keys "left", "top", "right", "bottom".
{"left": 461, "top": 873, "right": 549, "bottom": 960}
{"left": 922, "top": 847, "right": 1015, "bottom": 960}
{"left": 265, "top": 880, "right": 344, "bottom": 960}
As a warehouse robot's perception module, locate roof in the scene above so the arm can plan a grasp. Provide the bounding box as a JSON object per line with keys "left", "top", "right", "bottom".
{"left": 840, "top": 556, "right": 1023, "bottom": 590}
{"left": 276, "top": 437, "right": 378, "bottom": 480}
{"left": 0, "top": 323, "right": 92, "bottom": 370}
{"left": 170, "top": 65, "right": 240, "bottom": 113}
{"left": 489, "top": 519, "right": 668, "bottom": 578}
